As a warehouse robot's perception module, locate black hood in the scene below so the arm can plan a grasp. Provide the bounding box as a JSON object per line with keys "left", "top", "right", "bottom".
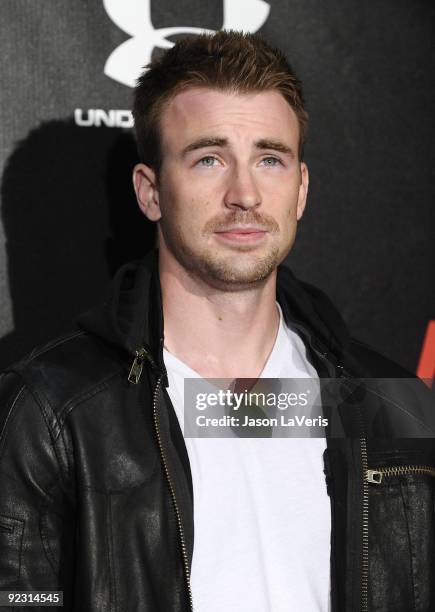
{"left": 77, "top": 249, "right": 350, "bottom": 374}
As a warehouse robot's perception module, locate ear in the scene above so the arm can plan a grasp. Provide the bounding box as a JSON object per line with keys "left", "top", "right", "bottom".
{"left": 132, "top": 163, "right": 161, "bottom": 222}
{"left": 296, "top": 162, "right": 309, "bottom": 221}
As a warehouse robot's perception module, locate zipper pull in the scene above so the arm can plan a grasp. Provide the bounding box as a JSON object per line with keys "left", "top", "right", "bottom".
{"left": 128, "top": 346, "right": 162, "bottom": 384}
{"left": 366, "top": 470, "right": 383, "bottom": 484}
{"left": 128, "top": 348, "right": 147, "bottom": 384}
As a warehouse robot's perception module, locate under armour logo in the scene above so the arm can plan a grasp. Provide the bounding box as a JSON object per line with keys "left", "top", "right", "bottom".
{"left": 103, "top": 0, "right": 271, "bottom": 87}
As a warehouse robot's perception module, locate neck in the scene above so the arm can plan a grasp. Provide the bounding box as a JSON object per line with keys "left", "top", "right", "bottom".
{"left": 159, "top": 253, "right": 280, "bottom": 379}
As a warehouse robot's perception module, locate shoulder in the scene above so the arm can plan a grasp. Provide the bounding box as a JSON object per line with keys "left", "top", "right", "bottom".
{"left": 1, "top": 329, "right": 128, "bottom": 437}
{"left": 342, "top": 339, "right": 435, "bottom": 438}
{"left": 346, "top": 338, "right": 413, "bottom": 378}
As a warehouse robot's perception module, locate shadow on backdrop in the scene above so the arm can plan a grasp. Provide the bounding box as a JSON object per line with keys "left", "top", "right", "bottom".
{"left": 0, "top": 119, "right": 156, "bottom": 369}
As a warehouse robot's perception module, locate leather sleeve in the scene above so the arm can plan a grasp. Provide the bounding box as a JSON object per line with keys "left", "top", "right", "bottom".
{"left": 0, "top": 371, "right": 75, "bottom": 608}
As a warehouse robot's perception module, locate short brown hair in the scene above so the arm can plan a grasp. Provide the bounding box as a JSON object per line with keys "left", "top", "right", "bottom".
{"left": 132, "top": 30, "right": 308, "bottom": 170}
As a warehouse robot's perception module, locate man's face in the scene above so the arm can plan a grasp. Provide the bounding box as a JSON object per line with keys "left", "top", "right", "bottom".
{"left": 135, "top": 87, "right": 308, "bottom": 290}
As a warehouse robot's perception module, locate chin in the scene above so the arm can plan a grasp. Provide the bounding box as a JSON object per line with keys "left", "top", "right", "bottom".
{"left": 197, "top": 250, "right": 281, "bottom": 288}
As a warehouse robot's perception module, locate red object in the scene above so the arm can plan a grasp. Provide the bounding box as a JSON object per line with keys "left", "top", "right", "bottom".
{"left": 417, "top": 320, "right": 435, "bottom": 389}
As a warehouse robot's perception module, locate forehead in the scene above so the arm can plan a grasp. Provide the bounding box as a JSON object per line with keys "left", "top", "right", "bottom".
{"left": 159, "top": 87, "right": 299, "bottom": 154}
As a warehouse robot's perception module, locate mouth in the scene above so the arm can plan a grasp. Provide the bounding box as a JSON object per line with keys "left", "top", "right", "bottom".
{"left": 214, "top": 226, "right": 268, "bottom": 243}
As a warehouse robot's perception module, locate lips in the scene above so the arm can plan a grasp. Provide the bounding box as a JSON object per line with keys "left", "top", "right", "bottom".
{"left": 214, "top": 226, "right": 268, "bottom": 244}
{"left": 215, "top": 226, "right": 267, "bottom": 234}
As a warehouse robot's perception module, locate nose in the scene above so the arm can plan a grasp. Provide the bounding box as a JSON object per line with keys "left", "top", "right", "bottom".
{"left": 223, "top": 166, "right": 261, "bottom": 210}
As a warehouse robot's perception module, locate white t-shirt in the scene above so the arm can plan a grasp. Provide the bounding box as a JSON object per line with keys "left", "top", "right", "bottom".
{"left": 163, "top": 303, "right": 331, "bottom": 612}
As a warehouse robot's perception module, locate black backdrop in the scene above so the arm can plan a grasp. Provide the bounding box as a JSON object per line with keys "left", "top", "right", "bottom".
{"left": 0, "top": 0, "right": 434, "bottom": 376}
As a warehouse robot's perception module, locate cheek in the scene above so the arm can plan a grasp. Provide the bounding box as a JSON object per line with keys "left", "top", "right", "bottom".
{"left": 272, "top": 190, "right": 300, "bottom": 222}
{"left": 162, "top": 195, "right": 205, "bottom": 237}
{"left": 161, "top": 171, "right": 212, "bottom": 216}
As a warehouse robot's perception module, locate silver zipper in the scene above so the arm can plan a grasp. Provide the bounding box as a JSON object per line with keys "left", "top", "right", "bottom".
{"left": 128, "top": 348, "right": 147, "bottom": 384}
{"left": 347, "top": 376, "right": 369, "bottom": 612}
{"left": 152, "top": 375, "right": 194, "bottom": 612}
{"left": 128, "top": 347, "right": 158, "bottom": 384}
{"left": 360, "top": 461, "right": 435, "bottom": 611}
{"left": 367, "top": 465, "right": 435, "bottom": 484}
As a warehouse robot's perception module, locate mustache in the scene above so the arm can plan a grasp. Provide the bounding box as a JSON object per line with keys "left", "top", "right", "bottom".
{"left": 203, "top": 210, "right": 279, "bottom": 233}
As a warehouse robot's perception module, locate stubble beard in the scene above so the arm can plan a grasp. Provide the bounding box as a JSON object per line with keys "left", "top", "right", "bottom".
{"left": 183, "top": 242, "right": 281, "bottom": 290}
{"left": 160, "top": 210, "right": 291, "bottom": 291}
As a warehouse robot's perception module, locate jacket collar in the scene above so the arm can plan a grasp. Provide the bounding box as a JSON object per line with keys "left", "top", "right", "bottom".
{"left": 78, "top": 249, "right": 350, "bottom": 376}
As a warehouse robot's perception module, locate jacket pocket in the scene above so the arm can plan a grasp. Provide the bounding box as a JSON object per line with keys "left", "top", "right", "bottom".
{"left": 0, "top": 514, "right": 25, "bottom": 586}
{"left": 367, "top": 466, "right": 435, "bottom": 612}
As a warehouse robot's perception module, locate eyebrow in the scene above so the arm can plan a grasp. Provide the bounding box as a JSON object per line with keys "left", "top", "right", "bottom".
{"left": 181, "top": 136, "right": 295, "bottom": 158}
{"left": 255, "top": 138, "right": 295, "bottom": 158}
{"left": 182, "top": 137, "right": 228, "bottom": 155}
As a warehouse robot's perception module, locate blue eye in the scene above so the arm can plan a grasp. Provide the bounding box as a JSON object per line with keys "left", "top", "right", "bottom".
{"left": 261, "top": 157, "right": 282, "bottom": 166}
{"left": 198, "top": 156, "right": 218, "bottom": 166}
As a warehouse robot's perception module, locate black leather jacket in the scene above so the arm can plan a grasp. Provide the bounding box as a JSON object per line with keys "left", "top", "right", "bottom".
{"left": 1, "top": 251, "right": 434, "bottom": 611}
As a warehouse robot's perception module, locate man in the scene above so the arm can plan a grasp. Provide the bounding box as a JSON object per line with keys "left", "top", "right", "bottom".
{"left": 0, "top": 30, "right": 434, "bottom": 612}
